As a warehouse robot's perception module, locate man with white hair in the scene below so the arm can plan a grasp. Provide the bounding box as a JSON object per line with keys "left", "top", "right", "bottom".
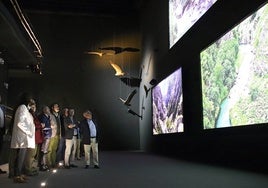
{"left": 80, "top": 110, "right": 100, "bottom": 169}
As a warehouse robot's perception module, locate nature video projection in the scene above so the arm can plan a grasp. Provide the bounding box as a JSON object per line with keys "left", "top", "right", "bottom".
{"left": 169, "top": 0, "right": 218, "bottom": 48}
{"left": 152, "top": 68, "right": 183, "bottom": 135}
{"left": 200, "top": 2, "right": 268, "bottom": 129}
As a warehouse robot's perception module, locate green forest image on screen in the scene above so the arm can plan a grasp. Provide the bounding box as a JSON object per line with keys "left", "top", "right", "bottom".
{"left": 200, "top": 3, "right": 268, "bottom": 129}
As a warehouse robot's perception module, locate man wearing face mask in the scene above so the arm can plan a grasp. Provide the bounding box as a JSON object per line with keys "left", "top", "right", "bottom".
{"left": 9, "top": 93, "right": 36, "bottom": 183}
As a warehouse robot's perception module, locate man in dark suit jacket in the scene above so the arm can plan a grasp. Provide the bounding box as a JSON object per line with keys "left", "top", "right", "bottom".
{"left": 80, "top": 110, "right": 99, "bottom": 169}
{"left": 63, "top": 108, "right": 78, "bottom": 168}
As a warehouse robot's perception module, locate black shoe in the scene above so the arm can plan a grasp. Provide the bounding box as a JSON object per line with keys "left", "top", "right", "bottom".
{"left": 13, "top": 176, "right": 27, "bottom": 183}
{"left": 84, "top": 165, "right": 89, "bottom": 169}
{"left": 94, "top": 165, "right": 100, "bottom": 169}
{"left": 0, "top": 169, "right": 7, "bottom": 174}
{"left": 26, "top": 171, "right": 38, "bottom": 176}
{"left": 39, "top": 165, "right": 49, "bottom": 171}
{"left": 70, "top": 164, "right": 77, "bottom": 167}
{"left": 57, "top": 165, "right": 64, "bottom": 169}
{"left": 65, "top": 165, "right": 70, "bottom": 169}
{"left": 39, "top": 166, "right": 46, "bottom": 171}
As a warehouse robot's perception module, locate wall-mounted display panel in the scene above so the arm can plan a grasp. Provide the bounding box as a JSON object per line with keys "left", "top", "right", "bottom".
{"left": 152, "top": 68, "right": 183, "bottom": 135}
{"left": 200, "top": 2, "right": 268, "bottom": 129}
{"left": 169, "top": 0, "right": 218, "bottom": 48}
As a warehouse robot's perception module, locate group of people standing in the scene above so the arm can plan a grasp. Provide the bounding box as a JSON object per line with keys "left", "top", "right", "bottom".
{"left": 6, "top": 93, "right": 100, "bottom": 183}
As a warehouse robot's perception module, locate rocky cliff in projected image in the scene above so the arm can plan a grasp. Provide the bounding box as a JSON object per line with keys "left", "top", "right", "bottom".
{"left": 152, "top": 68, "right": 183, "bottom": 135}
{"left": 201, "top": 3, "right": 268, "bottom": 129}
{"left": 169, "top": 0, "right": 217, "bottom": 48}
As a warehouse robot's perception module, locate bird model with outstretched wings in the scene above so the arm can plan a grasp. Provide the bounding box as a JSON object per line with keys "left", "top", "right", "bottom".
{"left": 128, "top": 108, "right": 142, "bottom": 119}
{"left": 99, "top": 47, "right": 140, "bottom": 55}
{"left": 120, "top": 77, "right": 141, "bottom": 87}
{"left": 119, "top": 89, "right": 137, "bottom": 106}
{"left": 84, "top": 51, "right": 114, "bottom": 57}
{"left": 109, "top": 60, "right": 125, "bottom": 76}
{"left": 119, "top": 65, "right": 143, "bottom": 87}
{"left": 144, "top": 85, "right": 151, "bottom": 98}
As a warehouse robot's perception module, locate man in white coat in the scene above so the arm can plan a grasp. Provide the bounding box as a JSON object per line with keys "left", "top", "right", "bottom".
{"left": 10, "top": 95, "right": 36, "bottom": 183}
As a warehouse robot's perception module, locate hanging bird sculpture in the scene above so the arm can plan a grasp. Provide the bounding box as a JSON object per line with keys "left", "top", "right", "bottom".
{"left": 119, "top": 89, "right": 137, "bottom": 106}
{"left": 128, "top": 108, "right": 142, "bottom": 119}
{"left": 84, "top": 51, "right": 114, "bottom": 57}
{"left": 119, "top": 65, "right": 143, "bottom": 87}
{"left": 109, "top": 60, "right": 125, "bottom": 76}
{"left": 99, "top": 47, "right": 140, "bottom": 55}
{"left": 144, "top": 85, "right": 151, "bottom": 98}
{"left": 120, "top": 77, "right": 141, "bottom": 87}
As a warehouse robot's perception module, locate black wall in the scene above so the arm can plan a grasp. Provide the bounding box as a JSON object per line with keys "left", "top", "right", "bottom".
{"left": 7, "top": 11, "right": 142, "bottom": 151}
{"left": 140, "top": 0, "right": 268, "bottom": 172}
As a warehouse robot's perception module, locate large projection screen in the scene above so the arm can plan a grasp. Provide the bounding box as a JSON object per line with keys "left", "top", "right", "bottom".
{"left": 169, "top": 0, "right": 218, "bottom": 48}
{"left": 152, "top": 68, "right": 183, "bottom": 135}
{"left": 200, "top": 3, "right": 268, "bottom": 129}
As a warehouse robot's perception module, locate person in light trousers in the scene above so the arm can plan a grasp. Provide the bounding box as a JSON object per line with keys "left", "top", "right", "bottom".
{"left": 80, "top": 110, "right": 99, "bottom": 169}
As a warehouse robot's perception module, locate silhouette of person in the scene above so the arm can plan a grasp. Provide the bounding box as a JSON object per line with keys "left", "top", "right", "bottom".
{"left": 0, "top": 94, "right": 7, "bottom": 174}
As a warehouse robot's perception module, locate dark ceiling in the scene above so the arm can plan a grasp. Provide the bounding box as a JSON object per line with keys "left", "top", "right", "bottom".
{"left": 19, "top": 0, "right": 142, "bottom": 16}
{"left": 0, "top": 0, "right": 142, "bottom": 76}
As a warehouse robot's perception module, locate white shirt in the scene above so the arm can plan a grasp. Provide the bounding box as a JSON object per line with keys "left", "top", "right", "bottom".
{"left": 87, "top": 119, "right": 96, "bottom": 137}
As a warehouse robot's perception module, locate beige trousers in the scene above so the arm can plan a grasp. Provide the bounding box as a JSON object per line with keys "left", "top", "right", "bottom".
{"left": 84, "top": 138, "right": 98, "bottom": 166}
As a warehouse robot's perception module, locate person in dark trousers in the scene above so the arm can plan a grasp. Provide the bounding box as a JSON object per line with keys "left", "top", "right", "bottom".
{"left": 0, "top": 94, "right": 7, "bottom": 174}
{"left": 9, "top": 94, "right": 36, "bottom": 183}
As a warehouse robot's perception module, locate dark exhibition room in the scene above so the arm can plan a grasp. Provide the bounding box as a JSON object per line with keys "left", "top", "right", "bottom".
{"left": 1, "top": 0, "right": 268, "bottom": 187}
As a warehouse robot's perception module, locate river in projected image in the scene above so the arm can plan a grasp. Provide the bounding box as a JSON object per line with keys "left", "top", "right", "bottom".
{"left": 201, "top": 3, "right": 268, "bottom": 129}
{"left": 152, "top": 68, "right": 183, "bottom": 135}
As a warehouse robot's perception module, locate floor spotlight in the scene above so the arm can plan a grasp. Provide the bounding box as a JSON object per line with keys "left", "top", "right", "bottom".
{"left": 40, "top": 181, "right": 46, "bottom": 187}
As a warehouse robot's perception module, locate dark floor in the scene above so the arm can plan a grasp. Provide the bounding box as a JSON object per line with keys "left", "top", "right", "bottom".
{"left": 0, "top": 150, "right": 268, "bottom": 188}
